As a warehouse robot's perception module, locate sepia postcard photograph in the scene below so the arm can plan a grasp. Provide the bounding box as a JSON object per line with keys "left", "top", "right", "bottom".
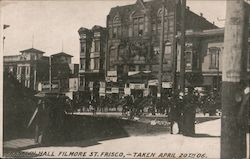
{"left": 0, "top": 0, "right": 250, "bottom": 158}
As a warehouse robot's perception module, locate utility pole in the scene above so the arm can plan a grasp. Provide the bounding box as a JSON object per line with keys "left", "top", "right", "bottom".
{"left": 179, "top": 0, "right": 186, "bottom": 93}
{"left": 172, "top": 0, "right": 178, "bottom": 94}
{"left": 221, "top": 0, "right": 248, "bottom": 158}
{"left": 49, "top": 56, "right": 52, "bottom": 91}
{"left": 158, "top": 0, "right": 165, "bottom": 99}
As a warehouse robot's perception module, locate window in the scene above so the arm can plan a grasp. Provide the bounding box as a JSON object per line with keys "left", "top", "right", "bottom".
{"left": 152, "top": 23, "right": 156, "bottom": 33}
{"left": 25, "top": 80, "right": 30, "bottom": 88}
{"left": 109, "top": 46, "right": 116, "bottom": 62}
{"left": 80, "top": 43, "right": 85, "bottom": 53}
{"left": 27, "top": 80, "right": 30, "bottom": 88}
{"left": 117, "top": 65, "right": 123, "bottom": 74}
{"left": 17, "top": 67, "right": 22, "bottom": 74}
{"left": 113, "top": 27, "right": 117, "bottom": 38}
{"left": 94, "top": 58, "right": 99, "bottom": 70}
{"left": 139, "top": 23, "right": 143, "bottom": 36}
{"left": 26, "top": 66, "right": 30, "bottom": 75}
{"left": 185, "top": 51, "right": 192, "bottom": 69}
{"left": 80, "top": 77, "right": 84, "bottom": 86}
{"left": 80, "top": 58, "right": 85, "bottom": 70}
{"left": 109, "top": 27, "right": 112, "bottom": 38}
{"left": 164, "top": 44, "right": 171, "bottom": 55}
{"left": 209, "top": 47, "right": 220, "bottom": 69}
{"left": 133, "top": 17, "right": 144, "bottom": 36}
{"left": 94, "top": 40, "right": 100, "bottom": 52}
{"left": 117, "top": 26, "right": 121, "bottom": 37}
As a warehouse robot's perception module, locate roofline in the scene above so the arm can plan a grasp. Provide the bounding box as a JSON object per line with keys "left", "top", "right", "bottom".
{"left": 185, "top": 28, "right": 224, "bottom": 37}
{"left": 20, "top": 48, "right": 45, "bottom": 54}
{"left": 51, "top": 53, "right": 73, "bottom": 57}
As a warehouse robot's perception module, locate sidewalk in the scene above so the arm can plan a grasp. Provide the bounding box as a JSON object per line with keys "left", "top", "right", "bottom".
{"left": 19, "top": 119, "right": 221, "bottom": 158}
{"left": 4, "top": 119, "right": 249, "bottom": 158}
{"left": 4, "top": 138, "right": 37, "bottom": 150}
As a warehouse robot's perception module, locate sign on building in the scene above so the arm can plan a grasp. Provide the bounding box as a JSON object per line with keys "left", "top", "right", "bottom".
{"left": 106, "top": 76, "right": 117, "bottom": 82}
{"left": 129, "top": 83, "right": 145, "bottom": 90}
{"left": 124, "top": 88, "right": 131, "bottom": 95}
{"left": 107, "top": 71, "right": 117, "bottom": 77}
{"left": 40, "top": 81, "right": 60, "bottom": 91}
{"left": 162, "top": 82, "right": 173, "bottom": 88}
{"left": 148, "top": 79, "right": 158, "bottom": 86}
{"left": 111, "top": 87, "right": 119, "bottom": 93}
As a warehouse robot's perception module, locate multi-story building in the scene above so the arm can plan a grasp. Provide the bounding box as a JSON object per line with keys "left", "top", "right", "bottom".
{"left": 105, "top": 0, "right": 217, "bottom": 97}
{"left": 78, "top": 25, "right": 107, "bottom": 99}
{"left": 176, "top": 26, "right": 250, "bottom": 91}
{"left": 3, "top": 48, "right": 49, "bottom": 90}
{"left": 42, "top": 52, "right": 79, "bottom": 99}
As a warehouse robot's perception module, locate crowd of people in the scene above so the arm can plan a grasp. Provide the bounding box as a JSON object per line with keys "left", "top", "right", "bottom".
{"left": 32, "top": 87, "right": 222, "bottom": 143}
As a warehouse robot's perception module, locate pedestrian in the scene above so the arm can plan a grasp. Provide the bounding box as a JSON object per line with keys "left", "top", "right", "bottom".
{"left": 34, "top": 98, "right": 49, "bottom": 144}
{"left": 168, "top": 95, "right": 182, "bottom": 134}
{"left": 183, "top": 87, "right": 197, "bottom": 136}
{"left": 91, "top": 98, "right": 97, "bottom": 115}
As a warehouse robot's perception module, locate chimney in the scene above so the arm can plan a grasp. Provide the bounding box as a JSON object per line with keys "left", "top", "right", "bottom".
{"left": 186, "top": 6, "right": 190, "bottom": 10}
{"left": 200, "top": 13, "right": 203, "bottom": 17}
{"left": 213, "top": 21, "right": 215, "bottom": 25}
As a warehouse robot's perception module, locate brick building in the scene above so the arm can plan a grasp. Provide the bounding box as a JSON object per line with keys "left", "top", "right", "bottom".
{"left": 105, "top": 0, "right": 217, "bottom": 97}
{"left": 3, "top": 48, "right": 49, "bottom": 90}
{"left": 78, "top": 25, "right": 107, "bottom": 99}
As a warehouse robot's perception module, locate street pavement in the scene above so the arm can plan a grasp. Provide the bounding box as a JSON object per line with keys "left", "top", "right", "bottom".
{"left": 4, "top": 118, "right": 249, "bottom": 158}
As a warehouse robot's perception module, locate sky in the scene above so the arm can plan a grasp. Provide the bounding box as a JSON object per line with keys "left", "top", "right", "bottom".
{"left": 1, "top": 0, "right": 227, "bottom": 63}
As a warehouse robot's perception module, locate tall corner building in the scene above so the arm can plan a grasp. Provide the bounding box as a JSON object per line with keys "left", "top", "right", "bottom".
{"left": 105, "top": 0, "right": 217, "bottom": 97}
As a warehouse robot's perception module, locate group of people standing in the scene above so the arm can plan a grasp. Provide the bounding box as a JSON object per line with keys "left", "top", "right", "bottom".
{"left": 168, "top": 88, "right": 198, "bottom": 136}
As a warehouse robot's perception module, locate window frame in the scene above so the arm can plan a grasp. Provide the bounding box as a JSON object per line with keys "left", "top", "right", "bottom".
{"left": 209, "top": 47, "right": 220, "bottom": 69}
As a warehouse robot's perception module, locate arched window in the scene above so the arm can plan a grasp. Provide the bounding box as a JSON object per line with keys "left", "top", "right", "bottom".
{"left": 113, "top": 15, "right": 120, "bottom": 23}
{"left": 157, "top": 8, "right": 168, "bottom": 17}
{"left": 112, "top": 15, "right": 121, "bottom": 38}
{"left": 109, "top": 46, "right": 116, "bottom": 62}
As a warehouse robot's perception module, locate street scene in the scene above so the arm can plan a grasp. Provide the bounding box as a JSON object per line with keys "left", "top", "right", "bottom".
{"left": 2, "top": 0, "right": 250, "bottom": 158}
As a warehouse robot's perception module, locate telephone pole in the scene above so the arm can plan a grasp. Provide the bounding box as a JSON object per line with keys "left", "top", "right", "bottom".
{"left": 49, "top": 56, "right": 52, "bottom": 91}
{"left": 158, "top": 0, "right": 165, "bottom": 99}
{"left": 179, "top": 0, "right": 186, "bottom": 93}
{"left": 221, "top": 0, "right": 248, "bottom": 158}
{"left": 172, "top": 0, "right": 178, "bottom": 93}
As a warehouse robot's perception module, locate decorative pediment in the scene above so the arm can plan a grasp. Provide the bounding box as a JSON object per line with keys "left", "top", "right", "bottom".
{"left": 130, "top": 0, "right": 147, "bottom": 19}
{"left": 136, "top": 0, "right": 146, "bottom": 10}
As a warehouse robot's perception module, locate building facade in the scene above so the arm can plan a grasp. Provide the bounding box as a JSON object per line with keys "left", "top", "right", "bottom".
{"left": 176, "top": 27, "right": 250, "bottom": 91}
{"left": 105, "top": 0, "right": 217, "bottom": 97}
{"left": 78, "top": 25, "right": 107, "bottom": 99}
{"left": 39, "top": 52, "right": 79, "bottom": 99}
{"left": 3, "top": 48, "right": 49, "bottom": 90}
